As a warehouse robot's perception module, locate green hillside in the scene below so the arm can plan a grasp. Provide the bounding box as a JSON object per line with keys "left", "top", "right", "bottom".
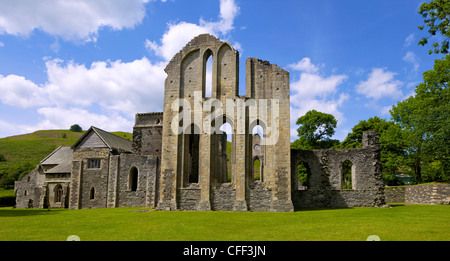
{"left": 0, "top": 129, "right": 132, "bottom": 188}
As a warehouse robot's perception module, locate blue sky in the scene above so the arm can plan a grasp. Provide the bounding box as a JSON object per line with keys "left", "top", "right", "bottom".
{"left": 0, "top": 0, "right": 439, "bottom": 141}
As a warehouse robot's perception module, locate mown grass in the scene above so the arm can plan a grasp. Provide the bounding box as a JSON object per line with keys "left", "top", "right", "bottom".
{"left": 0, "top": 189, "right": 15, "bottom": 198}
{"left": 0, "top": 204, "right": 448, "bottom": 241}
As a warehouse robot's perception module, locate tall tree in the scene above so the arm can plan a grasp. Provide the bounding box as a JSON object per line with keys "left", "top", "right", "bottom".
{"left": 291, "top": 110, "right": 339, "bottom": 149}
{"left": 339, "top": 116, "right": 394, "bottom": 149}
{"left": 418, "top": 0, "right": 450, "bottom": 54}
{"left": 390, "top": 54, "right": 450, "bottom": 182}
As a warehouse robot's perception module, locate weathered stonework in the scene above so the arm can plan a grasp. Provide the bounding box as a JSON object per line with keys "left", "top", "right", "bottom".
{"left": 291, "top": 131, "right": 385, "bottom": 208}
{"left": 15, "top": 34, "right": 390, "bottom": 211}
{"left": 385, "top": 184, "right": 450, "bottom": 204}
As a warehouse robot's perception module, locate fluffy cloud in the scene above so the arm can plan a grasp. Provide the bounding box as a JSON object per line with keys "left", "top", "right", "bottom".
{"left": 288, "top": 58, "right": 320, "bottom": 74}
{"left": 44, "top": 58, "right": 166, "bottom": 116}
{"left": 0, "top": 74, "right": 48, "bottom": 108}
{"left": 0, "top": 0, "right": 150, "bottom": 41}
{"left": 356, "top": 68, "right": 403, "bottom": 100}
{"left": 146, "top": 22, "right": 212, "bottom": 61}
{"left": 289, "top": 58, "right": 348, "bottom": 141}
{"left": 0, "top": 57, "right": 166, "bottom": 136}
{"left": 146, "top": 0, "right": 240, "bottom": 61}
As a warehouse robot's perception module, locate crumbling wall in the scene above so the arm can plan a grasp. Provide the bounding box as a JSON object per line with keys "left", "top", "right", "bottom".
{"left": 14, "top": 168, "right": 43, "bottom": 208}
{"left": 158, "top": 34, "right": 293, "bottom": 212}
{"left": 291, "top": 131, "right": 385, "bottom": 208}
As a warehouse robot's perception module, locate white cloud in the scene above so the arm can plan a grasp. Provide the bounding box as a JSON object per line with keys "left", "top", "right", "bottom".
{"left": 0, "top": 41, "right": 4, "bottom": 47}
{"left": 203, "top": 0, "right": 240, "bottom": 34}
{"left": 0, "top": 74, "right": 48, "bottom": 108}
{"left": 356, "top": 68, "right": 403, "bottom": 100}
{"left": 146, "top": 0, "right": 239, "bottom": 61}
{"left": 403, "top": 51, "right": 420, "bottom": 72}
{"left": 0, "top": 0, "right": 241, "bottom": 138}
{"left": 0, "top": 57, "right": 166, "bottom": 136}
{"left": 290, "top": 72, "right": 347, "bottom": 100}
{"left": 146, "top": 22, "right": 213, "bottom": 61}
{"left": 44, "top": 57, "right": 166, "bottom": 116}
{"left": 289, "top": 58, "right": 349, "bottom": 141}
{"left": 0, "top": 119, "right": 19, "bottom": 137}
{"left": 0, "top": 0, "right": 150, "bottom": 42}
{"left": 288, "top": 58, "right": 320, "bottom": 74}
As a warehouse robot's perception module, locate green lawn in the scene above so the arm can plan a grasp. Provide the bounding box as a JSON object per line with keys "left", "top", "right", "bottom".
{"left": 0, "top": 204, "right": 449, "bottom": 241}
{"left": 0, "top": 189, "right": 14, "bottom": 198}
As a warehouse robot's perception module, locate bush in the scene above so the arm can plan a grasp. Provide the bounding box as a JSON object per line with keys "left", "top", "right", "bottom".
{"left": 70, "top": 124, "right": 82, "bottom": 132}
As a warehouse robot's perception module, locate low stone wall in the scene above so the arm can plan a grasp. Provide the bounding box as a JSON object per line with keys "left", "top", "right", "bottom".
{"left": 293, "top": 189, "right": 383, "bottom": 208}
{"left": 384, "top": 186, "right": 406, "bottom": 203}
{"left": 385, "top": 184, "right": 450, "bottom": 204}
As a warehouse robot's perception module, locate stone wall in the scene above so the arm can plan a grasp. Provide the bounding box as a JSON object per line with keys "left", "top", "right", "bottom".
{"left": 69, "top": 148, "right": 110, "bottom": 209}
{"left": 158, "top": 34, "right": 293, "bottom": 212}
{"left": 177, "top": 181, "right": 273, "bottom": 211}
{"left": 133, "top": 112, "right": 163, "bottom": 156}
{"left": 291, "top": 131, "right": 385, "bottom": 208}
{"left": 384, "top": 186, "right": 406, "bottom": 203}
{"left": 116, "top": 154, "right": 159, "bottom": 208}
{"left": 385, "top": 184, "right": 450, "bottom": 204}
{"left": 14, "top": 168, "right": 43, "bottom": 208}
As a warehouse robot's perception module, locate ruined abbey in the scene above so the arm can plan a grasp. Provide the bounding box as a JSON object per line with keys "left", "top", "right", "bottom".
{"left": 15, "top": 34, "right": 386, "bottom": 211}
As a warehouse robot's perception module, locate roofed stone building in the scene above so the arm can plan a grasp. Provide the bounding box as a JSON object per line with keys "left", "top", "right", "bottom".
{"left": 15, "top": 34, "right": 385, "bottom": 211}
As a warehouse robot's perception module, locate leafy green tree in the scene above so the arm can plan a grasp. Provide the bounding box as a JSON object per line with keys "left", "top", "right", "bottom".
{"left": 291, "top": 110, "right": 339, "bottom": 149}
{"left": 390, "top": 54, "right": 450, "bottom": 182}
{"left": 418, "top": 0, "right": 450, "bottom": 54}
{"left": 70, "top": 124, "right": 82, "bottom": 132}
{"left": 339, "top": 116, "right": 394, "bottom": 149}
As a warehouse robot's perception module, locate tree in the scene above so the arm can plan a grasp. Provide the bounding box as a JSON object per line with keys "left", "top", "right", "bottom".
{"left": 339, "top": 116, "right": 394, "bottom": 149}
{"left": 70, "top": 124, "right": 82, "bottom": 132}
{"left": 292, "top": 110, "right": 339, "bottom": 149}
{"left": 418, "top": 0, "right": 450, "bottom": 54}
{"left": 390, "top": 54, "right": 450, "bottom": 182}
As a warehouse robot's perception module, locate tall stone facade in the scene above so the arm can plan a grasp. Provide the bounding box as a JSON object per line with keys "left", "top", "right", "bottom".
{"left": 157, "top": 34, "right": 293, "bottom": 212}
{"left": 15, "top": 34, "right": 385, "bottom": 211}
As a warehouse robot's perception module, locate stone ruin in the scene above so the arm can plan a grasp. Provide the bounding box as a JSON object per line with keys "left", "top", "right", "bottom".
{"left": 15, "top": 34, "right": 385, "bottom": 211}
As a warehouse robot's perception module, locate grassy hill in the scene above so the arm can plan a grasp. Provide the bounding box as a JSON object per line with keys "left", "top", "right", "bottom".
{"left": 0, "top": 129, "right": 132, "bottom": 188}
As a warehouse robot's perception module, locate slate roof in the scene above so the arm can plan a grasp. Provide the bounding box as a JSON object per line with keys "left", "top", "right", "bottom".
{"left": 72, "top": 126, "right": 133, "bottom": 153}
{"left": 40, "top": 146, "right": 73, "bottom": 165}
{"left": 44, "top": 162, "right": 72, "bottom": 174}
{"left": 40, "top": 146, "right": 73, "bottom": 174}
